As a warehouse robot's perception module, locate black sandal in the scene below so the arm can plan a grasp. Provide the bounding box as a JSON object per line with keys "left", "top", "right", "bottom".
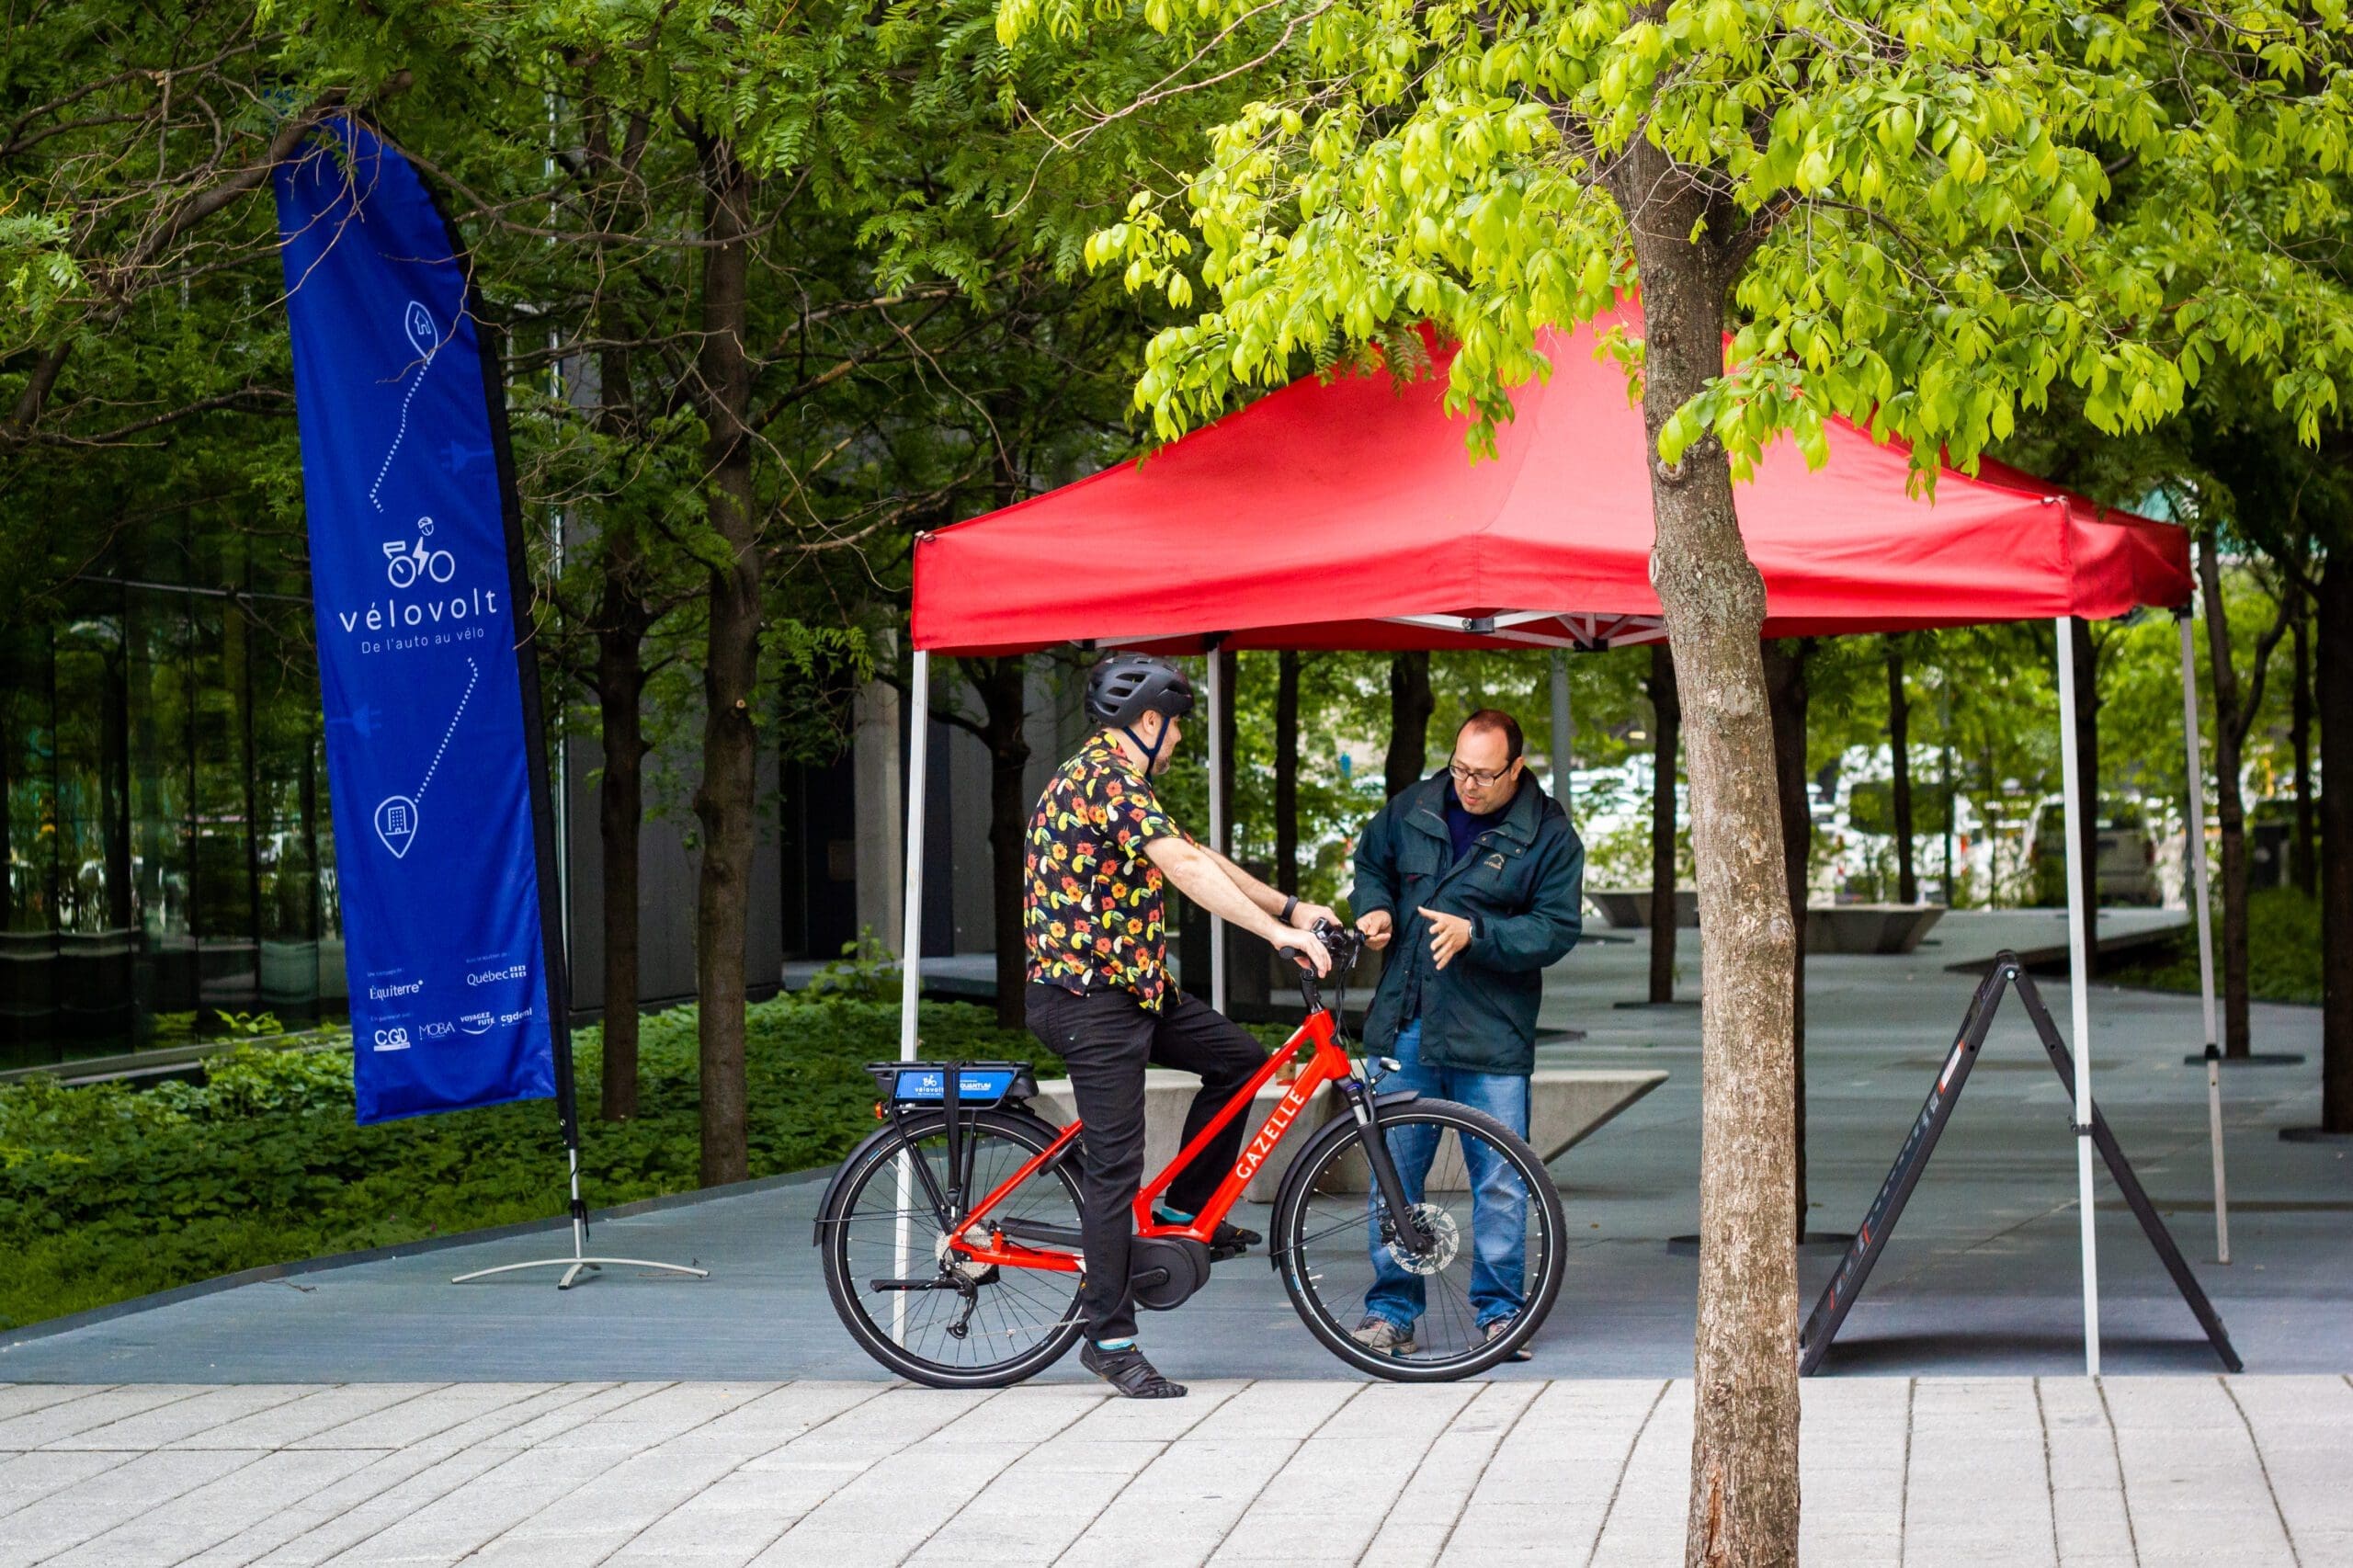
{"left": 1080, "top": 1342, "right": 1188, "bottom": 1398}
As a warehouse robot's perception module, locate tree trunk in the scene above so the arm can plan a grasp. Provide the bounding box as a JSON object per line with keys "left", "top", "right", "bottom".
{"left": 1764, "top": 639, "right": 1812, "bottom": 1239}
{"left": 2070, "top": 617, "right": 2102, "bottom": 977}
{"left": 971, "top": 657, "right": 1033, "bottom": 1029}
{"left": 2199, "top": 541, "right": 2256, "bottom": 1060}
{"left": 690, "top": 141, "right": 759, "bottom": 1187}
{"left": 2290, "top": 585, "right": 2316, "bottom": 899}
{"left": 1647, "top": 642, "right": 1681, "bottom": 1003}
{"left": 2316, "top": 550, "right": 2352, "bottom": 1131}
{"left": 1887, "top": 639, "right": 1916, "bottom": 904}
{"left": 1384, "top": 651, "right": 1433, "bottom": 798}
{"left": 593, "top": 290, "right": 651, "bottom": 1121}
{"left": 1276, "top": 649, "right": 1301, "bottom": 894}
{"left": 1605, "top": 153, "right": 1798, "bottom": 1568}
{"left": 596, "top": 551, "right": 650, "bottom": 1121}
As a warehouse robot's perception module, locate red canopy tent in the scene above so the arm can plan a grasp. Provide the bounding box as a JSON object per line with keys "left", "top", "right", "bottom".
{"left": 913, "top": 308, "right": 2187, "bottom": 657}
{"left": 897, "top": 304, "right": 2214, "bottom": 1375}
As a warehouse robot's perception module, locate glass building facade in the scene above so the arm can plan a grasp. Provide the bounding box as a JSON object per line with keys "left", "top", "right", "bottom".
{"left": 1, "top": 528, "right": 343, "bottom": 1073}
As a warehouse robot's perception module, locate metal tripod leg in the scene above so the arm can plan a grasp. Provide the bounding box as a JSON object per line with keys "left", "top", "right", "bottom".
{"left": 449, "top": 1147, "right": 707, "bottom": 1288}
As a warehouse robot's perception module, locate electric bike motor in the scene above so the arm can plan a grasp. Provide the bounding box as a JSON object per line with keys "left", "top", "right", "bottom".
{"left": 1129, "top": 1233, "right": 1213, "bottom": 1311}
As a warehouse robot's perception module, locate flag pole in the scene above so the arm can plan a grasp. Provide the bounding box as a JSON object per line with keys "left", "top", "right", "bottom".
{"left": 441, "top": 222, "right": 703, "bottom": 1290}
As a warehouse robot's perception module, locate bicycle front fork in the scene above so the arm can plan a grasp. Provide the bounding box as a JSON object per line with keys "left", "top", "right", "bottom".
{"left": 1339, "top": 1074, "right": 1439, "bottom": 1255}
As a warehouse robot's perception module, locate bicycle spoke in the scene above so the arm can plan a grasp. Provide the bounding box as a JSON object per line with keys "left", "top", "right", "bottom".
{"left": 1282, "top": 1108, "right": 1562, "bottom": 1374}
{"left": 826, "top": 1115, "right": 1085, "bottom": 1382}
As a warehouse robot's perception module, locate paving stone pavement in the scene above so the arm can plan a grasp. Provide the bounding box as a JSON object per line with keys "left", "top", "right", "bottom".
{"left": 3, "top": 1376, "right": 2347, "bottom": 1567}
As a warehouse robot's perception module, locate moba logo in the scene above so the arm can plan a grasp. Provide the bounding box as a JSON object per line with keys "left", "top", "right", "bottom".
{"left": 419, "top": 1020, "right": 455, "bottom": 1040}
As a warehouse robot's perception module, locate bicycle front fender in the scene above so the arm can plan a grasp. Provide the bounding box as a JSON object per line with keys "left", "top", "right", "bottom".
{"left": 1265, "top": 1088, "right": 1420, "bottom": 1271}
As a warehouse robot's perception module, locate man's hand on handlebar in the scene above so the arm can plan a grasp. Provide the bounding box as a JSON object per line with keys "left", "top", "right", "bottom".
{"left": 1270, "top": 924, "right": 1332, "bottom": 976}
{"left": 1287, "top": 897, "right": 1343, "bottom": 932}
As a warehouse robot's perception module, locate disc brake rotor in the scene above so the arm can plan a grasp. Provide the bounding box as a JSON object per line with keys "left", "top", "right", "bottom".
{"left": 1384, "top": 1201, "right": 1461, "bottom": 1277}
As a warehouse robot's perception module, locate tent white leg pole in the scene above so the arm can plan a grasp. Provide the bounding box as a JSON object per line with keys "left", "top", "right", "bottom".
{"left": 900, "top": 648, "right": 930, "bottom": 1059}
{"left": 893, "top": 648, "right": 930, "bottom": 1346}
{"left": 1550, "top": 651, "right": 1574, "bottom": 808}
{"left": 2055, "top": 617, "right": 2102, "bottom": 1376}
{"left": 1208, "top": 650, "right": 1228, "bottom": 1014}
{"left": 2179, "top": 614, "right": 2229, "bottom": 1263}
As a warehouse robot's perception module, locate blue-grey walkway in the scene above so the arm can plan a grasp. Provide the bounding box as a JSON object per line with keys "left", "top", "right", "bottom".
{"left": 4, "top": 912, "right": 2344, "bottom": 1385}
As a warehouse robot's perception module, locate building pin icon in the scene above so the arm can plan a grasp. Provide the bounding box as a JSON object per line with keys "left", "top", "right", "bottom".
{"left": 374, "top": 795, "right": 419, "bottom": 858}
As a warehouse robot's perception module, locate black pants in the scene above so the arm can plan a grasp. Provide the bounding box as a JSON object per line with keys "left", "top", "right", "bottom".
{"left": 1025, "top": 983, "right": 1267, "bottom": 1343}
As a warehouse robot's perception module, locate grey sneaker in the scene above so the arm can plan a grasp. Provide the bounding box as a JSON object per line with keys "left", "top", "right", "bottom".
{"left": 1351, "top": 1316, "right": 1416, "bottom": 1356}
{"left": 1483, "top": 1319, "right": 1534, "bottom": 1362}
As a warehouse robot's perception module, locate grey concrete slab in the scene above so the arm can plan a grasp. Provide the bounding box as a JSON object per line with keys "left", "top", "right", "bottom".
{"left": 2, "top": 911, "right": 2343, "bottom": 1390}
{"left": 0, "top": 1375, "right": 2306, "bottom": 1567}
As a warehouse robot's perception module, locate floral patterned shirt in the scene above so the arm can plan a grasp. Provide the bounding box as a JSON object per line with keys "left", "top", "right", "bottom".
{"left": 1023, "top": 732, "right": 1188, "bottom": 1010}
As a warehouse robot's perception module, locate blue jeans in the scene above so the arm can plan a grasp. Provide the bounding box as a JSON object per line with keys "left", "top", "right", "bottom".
{"left": 1363, "top": 1019, "right": 1533, "bottom": 1331}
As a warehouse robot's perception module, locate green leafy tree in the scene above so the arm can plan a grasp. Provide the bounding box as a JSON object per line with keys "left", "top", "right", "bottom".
{"left": 1005, "top": 0, "right": 2353, "bottom": 1554}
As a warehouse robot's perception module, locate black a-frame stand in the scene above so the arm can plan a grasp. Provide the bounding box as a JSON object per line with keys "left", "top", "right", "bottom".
{"left": 1800, "top": 951, "right": 2241, "bottom": 1375}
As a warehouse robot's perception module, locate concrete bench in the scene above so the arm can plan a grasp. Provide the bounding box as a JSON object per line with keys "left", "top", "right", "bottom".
{"left": 1029, "top": 1065, "right": 1666, "bottom": 1202}
{"left": 1590, "top": 889, "right": 1946, "bottom": 954}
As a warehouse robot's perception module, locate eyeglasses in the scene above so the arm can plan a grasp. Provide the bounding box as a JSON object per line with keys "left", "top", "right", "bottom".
{"left": 1448, "top": 759, "right": 1514, "bottom": 788}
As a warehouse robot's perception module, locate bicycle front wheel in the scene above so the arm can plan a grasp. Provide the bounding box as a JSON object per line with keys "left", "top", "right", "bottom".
{"left": 817, "top": 1107, "right": 1086, "bottom": 1389}
{"left": 1274, "top": 1097, "right": 1566, "bottom": 1381}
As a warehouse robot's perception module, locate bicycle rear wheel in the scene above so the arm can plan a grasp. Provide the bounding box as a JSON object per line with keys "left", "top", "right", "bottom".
{"left": 1274, "top": 1097, "right": 1565, "bottom": 1381}
{"left": 817, "top": 1107, "right": 1087, "bottom": 1388}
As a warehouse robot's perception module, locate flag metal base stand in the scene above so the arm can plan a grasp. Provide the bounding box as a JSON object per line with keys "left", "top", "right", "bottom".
{"left": 451, "top": 1143, "right": 709, "bottom": 1290}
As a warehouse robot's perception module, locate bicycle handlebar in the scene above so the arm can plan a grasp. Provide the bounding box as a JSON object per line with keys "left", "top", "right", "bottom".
{"left": 1288, "top": 918, "right": 1363, "bottom": 1016}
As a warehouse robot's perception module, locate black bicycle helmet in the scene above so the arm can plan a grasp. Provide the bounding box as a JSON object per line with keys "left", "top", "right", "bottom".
{"left": 1086, "top": 653, "right": 1196, "bottom": 728}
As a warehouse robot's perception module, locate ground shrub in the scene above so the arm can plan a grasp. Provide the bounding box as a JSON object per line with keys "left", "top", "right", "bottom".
{"left": 2106, "top": 886, "right": 2323, "bottom": 1006}
{"left": 0, "top": 994, "right": 1040, "bottom": 1331}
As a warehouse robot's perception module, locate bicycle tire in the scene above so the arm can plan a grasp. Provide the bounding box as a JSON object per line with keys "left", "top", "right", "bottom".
{"left": 1272, "top": 1096, "right": 1566, "bottom": 1381}
{"left": 817, "top": 1106, "right": 1087, "bottom": 1389}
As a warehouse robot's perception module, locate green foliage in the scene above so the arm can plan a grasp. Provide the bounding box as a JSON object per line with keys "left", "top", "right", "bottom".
{"left": 801, "top": 927, "right": 904, "bottom": 1002}
{"left": 0, "top": 994, "right": 1040, "bottom": 1331}
{"left": 2108, "top": 885, "right": 2322, "bottom": 1006}
{"left": 1020, "top": 0, "right": 2353, "bottom": 489}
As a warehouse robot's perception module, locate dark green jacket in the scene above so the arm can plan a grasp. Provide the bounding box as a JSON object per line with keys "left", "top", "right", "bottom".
{"left": 1351, "top": 770, "right": 1585, "bottom": 1075}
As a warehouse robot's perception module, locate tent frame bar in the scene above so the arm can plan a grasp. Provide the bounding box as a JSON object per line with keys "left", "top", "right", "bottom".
{"left": 2054, "top": 616, "right": 2102, "bottom": 1376}
{"left": 1208, "top": 647, "right": 1229, "bottom": 1012}
{"left": 2178, "top": 612, "right": 2230, "bottom": 1263}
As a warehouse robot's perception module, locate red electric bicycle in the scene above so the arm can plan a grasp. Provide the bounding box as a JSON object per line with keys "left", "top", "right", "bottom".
{"left": 814, "top": 926, "right": 1566, "bottom": 1386}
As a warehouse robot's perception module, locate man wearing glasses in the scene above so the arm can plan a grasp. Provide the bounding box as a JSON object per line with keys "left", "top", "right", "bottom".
{"left": 1348, "top": 709, "right": 1585, "bottom": 1359}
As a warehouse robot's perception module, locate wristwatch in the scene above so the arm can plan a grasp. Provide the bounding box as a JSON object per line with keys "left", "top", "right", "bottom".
{"left": 1279, "top": 894, "right": 1299, "bottom": 925}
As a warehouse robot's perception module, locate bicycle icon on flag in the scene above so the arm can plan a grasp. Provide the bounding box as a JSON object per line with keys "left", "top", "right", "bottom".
{"left": 384, "top": 517, "right": 456, "bottom": 588}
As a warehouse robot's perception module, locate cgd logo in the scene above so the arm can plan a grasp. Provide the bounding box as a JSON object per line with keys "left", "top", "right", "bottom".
{"left": 372, "top": 1026, "right": 412, "bottom": 1051}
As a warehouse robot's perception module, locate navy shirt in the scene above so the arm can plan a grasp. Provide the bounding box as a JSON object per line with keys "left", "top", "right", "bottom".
{"left": 1444, "top": 787, "right": 1508, "bottom": 868}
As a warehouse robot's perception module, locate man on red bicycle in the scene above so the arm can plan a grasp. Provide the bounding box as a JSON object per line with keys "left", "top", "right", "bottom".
{"left": 1024, "top": 652, "right": 1334, "bottom": 1399}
